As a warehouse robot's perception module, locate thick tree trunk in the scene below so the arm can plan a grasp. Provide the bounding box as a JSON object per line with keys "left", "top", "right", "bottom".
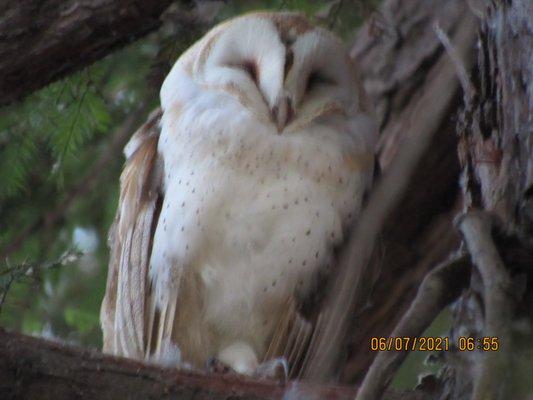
{"left": 0, "top": 0, "right": 187, "bottom": 106}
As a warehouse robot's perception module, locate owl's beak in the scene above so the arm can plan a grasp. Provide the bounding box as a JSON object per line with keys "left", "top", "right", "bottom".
{"left": 271, "top": 96, "right": 294, "bottom": 133}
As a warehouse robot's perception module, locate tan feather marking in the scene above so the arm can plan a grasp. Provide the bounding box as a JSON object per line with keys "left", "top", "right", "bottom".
{"left": 194, "top": 30, "right": 224, "bottom": 74}
{"left": 267, "top": 12, "right": 313, "bottom": 38}
{"left": 343, "top": 152, "right": 374, "bottom": 173}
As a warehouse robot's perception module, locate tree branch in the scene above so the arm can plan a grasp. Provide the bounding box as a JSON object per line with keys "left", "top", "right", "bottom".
{"left": 0, "top": 329, "right": 431, "bottom": 400}
{"left": 0, "top": 0, "right": 190, "bottom": 106}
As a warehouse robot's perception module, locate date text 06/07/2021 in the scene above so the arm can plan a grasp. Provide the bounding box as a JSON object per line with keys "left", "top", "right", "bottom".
{"left": 370, "top": 337, "right": 500, "bottom": 352}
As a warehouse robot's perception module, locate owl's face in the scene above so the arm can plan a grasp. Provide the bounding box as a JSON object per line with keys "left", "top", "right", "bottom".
{"left": 161, "top": 12, "right": 363, "bottom": 133}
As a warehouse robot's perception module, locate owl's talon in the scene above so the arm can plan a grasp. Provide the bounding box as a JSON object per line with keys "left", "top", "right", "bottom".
{"left": 253, "top": 357, "right": 289, "bottom": 384}
{"left": 206, "top": 357, "right": 235, "bottom": 375}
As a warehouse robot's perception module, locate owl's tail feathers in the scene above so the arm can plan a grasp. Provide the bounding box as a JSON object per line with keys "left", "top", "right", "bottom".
{"left": 263, "top": 298, "right": 313, "bottom": 379}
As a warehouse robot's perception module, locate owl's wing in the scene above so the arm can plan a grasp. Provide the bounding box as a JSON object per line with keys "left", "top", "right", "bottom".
{"left": 100, "top": 108, "right": 164, "bottom": 360}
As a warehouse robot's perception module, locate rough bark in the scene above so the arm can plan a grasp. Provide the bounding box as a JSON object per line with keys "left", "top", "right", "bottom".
{"left": 0, "top": 0, "right": 184, "bottom": 106}
{"left": 441, "top": 1, "right": 533, "bottom": 399}
{"left": 0, "top": 329, "right": 431, "bottom": 400}
{"left": 339, "top": 0, "right": 476, "bottom": 382}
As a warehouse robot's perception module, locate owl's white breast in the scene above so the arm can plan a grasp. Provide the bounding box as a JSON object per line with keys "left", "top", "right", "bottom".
{"left": 150, "top": 85, "right": 371, "bottom": 358}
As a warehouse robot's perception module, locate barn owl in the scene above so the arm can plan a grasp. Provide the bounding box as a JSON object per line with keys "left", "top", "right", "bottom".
{"left": 100, "top": 11, "right": 376, "bottom": 379}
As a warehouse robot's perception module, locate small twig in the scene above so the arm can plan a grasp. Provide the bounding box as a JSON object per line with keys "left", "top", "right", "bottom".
{"left": 355, "top": 251, "right": 471, "bottom": 400}
{"left": 456, "top": 210, "right": 514, "bottom": 400}
{"left": 0, "top": 249, "right": 82, "bottom": 313}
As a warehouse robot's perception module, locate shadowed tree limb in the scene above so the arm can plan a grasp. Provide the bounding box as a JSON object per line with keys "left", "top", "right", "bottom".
{"left": 0, "top": 0, "right": 197, "bottom": 106}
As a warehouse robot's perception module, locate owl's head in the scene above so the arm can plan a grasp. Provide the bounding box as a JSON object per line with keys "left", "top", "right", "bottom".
{"left": 161, "top": 12, "right": 367, "bottom": 133}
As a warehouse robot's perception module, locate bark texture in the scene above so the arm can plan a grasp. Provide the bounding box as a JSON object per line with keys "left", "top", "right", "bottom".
{"left": 0, "top": 329, "right": 431, "bottom": 400}
{"left": 441, "top": 1, "right": 533, "bottom": 399}
{"left": 0, "top": 0, "right": 182, "bottom": 106}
